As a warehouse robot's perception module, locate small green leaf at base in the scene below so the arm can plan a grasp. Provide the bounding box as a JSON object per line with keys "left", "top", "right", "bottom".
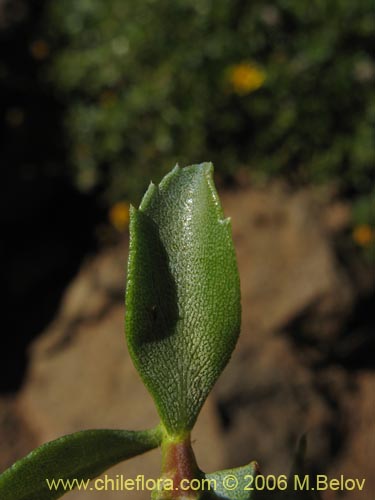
{"left": 205, "top": 461, "right": 259, "bottom": 500}
{"left": 0, "top": 427, "right": 162, "bottom": 500}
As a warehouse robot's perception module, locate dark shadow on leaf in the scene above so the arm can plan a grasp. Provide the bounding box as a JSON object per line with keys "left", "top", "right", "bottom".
{"left": 131, "top": 210, "right": 179, "bottom": 344}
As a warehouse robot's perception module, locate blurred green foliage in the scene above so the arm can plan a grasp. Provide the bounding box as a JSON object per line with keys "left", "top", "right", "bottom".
{"left": 46, "top": 0, "right": 374, "bottom": 204}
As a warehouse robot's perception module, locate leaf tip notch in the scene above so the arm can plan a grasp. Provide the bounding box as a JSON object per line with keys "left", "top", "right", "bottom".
{"left": 139, "top": 181, "right": 159, "bottom": 212}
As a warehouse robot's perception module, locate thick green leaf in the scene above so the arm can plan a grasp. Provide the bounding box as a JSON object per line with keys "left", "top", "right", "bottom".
{"left": 205, "top": 461, "right": 259, "bottom": 500}
{"left": 0, "top": 427, "right": 162, "bottom": 500}
{"left": 125, "top": 163, "right": 241, "bottom": 435}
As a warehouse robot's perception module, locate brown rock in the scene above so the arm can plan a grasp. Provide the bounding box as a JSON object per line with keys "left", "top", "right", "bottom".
{"left": 222, "top": 184, "right": 354, "bottom": 340}
{"left": 213, "top": 184, "right": 360, "bottom": 476}
{"left": 0, "top": 396, "right": 36, "bottom": 472}
{"left": 326, "top": 371, "right": 375, "bottom": 500}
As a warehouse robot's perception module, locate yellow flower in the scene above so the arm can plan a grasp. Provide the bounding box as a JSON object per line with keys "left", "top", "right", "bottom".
{"left": 352, "top": 224, "right": 374, "bottom": 247}
{"left": 228, "top": 62, "right": 266, "bottom": 95}
{"left": 109, "top": 201, "right": 130, "bottom": 232}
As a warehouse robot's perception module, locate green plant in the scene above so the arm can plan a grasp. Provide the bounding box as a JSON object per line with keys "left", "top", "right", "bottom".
{"left": 0, "top": 164, "right": 313, "bottom": 499}
{"left": 44, "top": 0, "right": 374, "bottom": 203}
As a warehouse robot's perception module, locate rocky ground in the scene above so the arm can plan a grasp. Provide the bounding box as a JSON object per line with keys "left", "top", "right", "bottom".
{"left": 1, "top": 182, "right": 373, "bottom": 499}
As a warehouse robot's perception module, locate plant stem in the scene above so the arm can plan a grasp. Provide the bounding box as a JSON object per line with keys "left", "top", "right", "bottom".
{"left": 153, "top": 432, "right": 204, "bottom": 499}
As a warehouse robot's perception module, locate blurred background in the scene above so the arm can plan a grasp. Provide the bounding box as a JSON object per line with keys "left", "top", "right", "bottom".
{"left": 0, "top": 0, "right": 374, "bottom": 498}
